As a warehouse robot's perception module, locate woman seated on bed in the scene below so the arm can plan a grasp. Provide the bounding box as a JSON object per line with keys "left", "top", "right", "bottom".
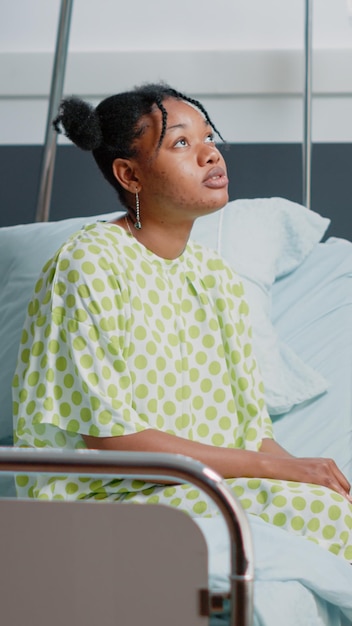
{"left": 12, "top": 82, "right": 352, "bottom": 562}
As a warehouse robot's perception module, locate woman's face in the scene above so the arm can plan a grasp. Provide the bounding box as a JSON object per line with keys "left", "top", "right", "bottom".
{"left": 131, "top": 98, "right": 229, "bottom": 223}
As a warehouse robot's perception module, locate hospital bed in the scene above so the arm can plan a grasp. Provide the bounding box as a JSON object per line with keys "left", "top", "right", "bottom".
{"left": 0, "top": 197, "right": 352, "bottom": 625}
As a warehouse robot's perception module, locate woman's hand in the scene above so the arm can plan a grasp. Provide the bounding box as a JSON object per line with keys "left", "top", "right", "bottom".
{"left": 299, "top": 456, "right": 352, "bottom": 501}
{"left": 260, "top": 452, "right": 352, "bottom": 502}
{"left": 259, "top": 438, "right": 352, "bottom": 501}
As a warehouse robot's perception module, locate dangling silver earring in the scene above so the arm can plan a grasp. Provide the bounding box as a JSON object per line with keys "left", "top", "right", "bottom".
{"left": 134, "top": 191, "right": 142, "bottom": 230}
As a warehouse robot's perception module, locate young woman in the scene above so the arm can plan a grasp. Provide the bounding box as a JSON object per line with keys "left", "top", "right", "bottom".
{"left": 12, "top": 83, "right": 352, "bottom": 561}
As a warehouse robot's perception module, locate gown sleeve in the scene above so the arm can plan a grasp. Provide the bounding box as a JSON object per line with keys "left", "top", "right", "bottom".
{"left": 13, "top": 229, "right": 150, "bottom": 444}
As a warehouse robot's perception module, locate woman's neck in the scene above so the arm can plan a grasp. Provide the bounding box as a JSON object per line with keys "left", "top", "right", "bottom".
{"left": 122, "top": 213, "right": 192, "bottom": 260}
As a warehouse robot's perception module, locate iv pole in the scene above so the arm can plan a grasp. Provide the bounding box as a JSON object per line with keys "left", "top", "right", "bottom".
{"left": 303, "top": 0, "right": 313, "bottom": 209}
{"left": 35, "top": 0, "right": 74, "bottom": 222}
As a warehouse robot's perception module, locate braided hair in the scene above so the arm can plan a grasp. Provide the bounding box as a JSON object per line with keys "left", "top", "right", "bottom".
{"left": 53, "top": 82, "right": 224, "bottom": 207}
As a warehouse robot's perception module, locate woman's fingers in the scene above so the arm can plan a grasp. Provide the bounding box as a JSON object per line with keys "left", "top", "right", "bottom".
{"left": 277, "top": 456, "right": 352, "bottom": 502}
{"left": 329, "top": 459, "right": 352, "bottom": 501}
{"left": 303, "top": 457, "right": 352, "bottom": 501}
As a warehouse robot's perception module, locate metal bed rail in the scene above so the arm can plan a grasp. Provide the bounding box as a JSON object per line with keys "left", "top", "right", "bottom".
{"left": 0, "top": 447, "right": 254, "bottom": 626}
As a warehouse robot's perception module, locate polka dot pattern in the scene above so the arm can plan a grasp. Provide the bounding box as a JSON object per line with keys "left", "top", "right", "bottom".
{"left": 13, "top": 222, "right": 352, "bottom": 562}
{"left": 14, "top": 222, "right": 269, "bottom": 449}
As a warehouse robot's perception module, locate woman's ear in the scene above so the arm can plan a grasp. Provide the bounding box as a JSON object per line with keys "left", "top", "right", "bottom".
{"left": 112, "top": 158, "right": 140, "bottom": 193}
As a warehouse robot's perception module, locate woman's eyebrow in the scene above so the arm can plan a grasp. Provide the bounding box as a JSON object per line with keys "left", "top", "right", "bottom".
{"left": 165, "top": 123, "right": 187, "bottom": 132}
{"left": 166, "top": 119, "right": 209, "bottom": 133}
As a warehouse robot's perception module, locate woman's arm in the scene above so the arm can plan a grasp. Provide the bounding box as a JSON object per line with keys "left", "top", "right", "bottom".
{"left": 83, "top": 429, "right": 352, "bottom": 501}
{"left": 84, "top": 429, "right": 275, "bottom": 479}
{"left": 259, "top": 438, "right": 293, "bottom": 458}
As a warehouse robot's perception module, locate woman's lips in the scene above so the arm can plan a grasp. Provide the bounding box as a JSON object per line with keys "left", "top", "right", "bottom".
{"left": 203, "top": 167, "right": 229, "bottom": 189}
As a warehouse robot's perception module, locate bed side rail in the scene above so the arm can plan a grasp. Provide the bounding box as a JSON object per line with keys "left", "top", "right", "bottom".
{"left": 0, "top": 447, "right": 254, "bottom": 626}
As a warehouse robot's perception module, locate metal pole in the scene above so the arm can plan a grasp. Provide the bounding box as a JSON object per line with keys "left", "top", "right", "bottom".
{"left": 0, "top": 448, "right": 254, "bottom": 626}
{"left": 303, "top": 0, "right": 313, "bottom": 208}
{"left": 35, "top": 0, "right": 74, "bottom": 222}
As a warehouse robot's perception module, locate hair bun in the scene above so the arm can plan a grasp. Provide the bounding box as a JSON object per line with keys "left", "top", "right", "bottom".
{"left": 53, "top": 97, "right": 103, "bottom": 151}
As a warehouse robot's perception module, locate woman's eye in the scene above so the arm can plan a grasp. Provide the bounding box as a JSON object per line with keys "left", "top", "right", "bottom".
{"left": 174, "top": 138, "right": 188, "bottom": 148}
{"left": 205, "top": 133, "right": 215, "bottom": 143}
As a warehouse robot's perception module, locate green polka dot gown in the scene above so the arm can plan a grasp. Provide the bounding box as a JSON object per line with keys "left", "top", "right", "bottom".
{"left": 12, "top": 222, "right": 352, "bottom": 561}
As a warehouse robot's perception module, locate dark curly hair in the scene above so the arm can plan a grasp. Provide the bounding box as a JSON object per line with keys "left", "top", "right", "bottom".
{"left": 53, "top": 82, "right": 224, "bottom": 207}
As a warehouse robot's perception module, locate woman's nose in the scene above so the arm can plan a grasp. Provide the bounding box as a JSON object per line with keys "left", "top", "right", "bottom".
{"left": 198, "top": 143, "right": 220, "bottom": 165}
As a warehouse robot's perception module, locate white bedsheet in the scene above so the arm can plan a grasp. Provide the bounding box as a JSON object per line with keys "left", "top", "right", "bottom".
{"left": 197, "top": 515, "right": 352, "bottom": 626}
{"left": 271, "top": 238, "right": 352, "bottom": 480}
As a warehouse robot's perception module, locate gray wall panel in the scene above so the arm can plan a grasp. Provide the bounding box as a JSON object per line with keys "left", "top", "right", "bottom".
{"left": 1, "top": 144, "right": 351, "bottom": 240}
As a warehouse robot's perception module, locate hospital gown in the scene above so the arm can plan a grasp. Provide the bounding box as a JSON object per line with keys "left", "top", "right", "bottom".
{"left": 12, "top": 222, "right": 352, "bottom": 561}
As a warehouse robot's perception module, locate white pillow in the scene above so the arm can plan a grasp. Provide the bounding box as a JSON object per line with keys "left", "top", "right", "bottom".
{"left": 191, "top": 197, "right": 331, "bottom": 415}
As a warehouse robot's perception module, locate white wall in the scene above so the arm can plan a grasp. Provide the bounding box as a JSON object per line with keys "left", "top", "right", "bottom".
{"left": 1, "top": 0, "right": 352, "bottom": 144}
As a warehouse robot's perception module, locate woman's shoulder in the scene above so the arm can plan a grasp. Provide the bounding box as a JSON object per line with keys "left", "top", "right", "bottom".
{"left": 35, "top": 221, "right": 128, "bottom": 289}
{"left": 64, "top": 220, "right": 125, "bottom": 247}
{"left": 187, "top": 238, "right": 238, "bottom": 278}
{"left": 49, "top": 221, "right": 126, "bottom": 263}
